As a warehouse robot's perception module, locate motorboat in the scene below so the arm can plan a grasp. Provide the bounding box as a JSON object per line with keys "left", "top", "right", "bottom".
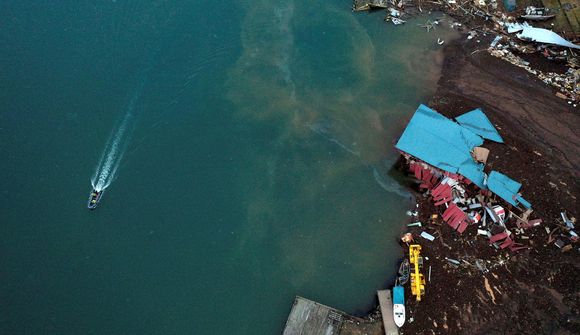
{"left": 393, "top": 285, "right": 405, "bottom": 327}
{"left": 87, "top": 189, "right": 103, "bottom": 210}
{"left": 520, "top": 7, "right": 556, "bottom": 21}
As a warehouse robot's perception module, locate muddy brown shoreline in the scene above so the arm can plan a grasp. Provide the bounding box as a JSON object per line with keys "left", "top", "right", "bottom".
{"left": 283, "top": 3, "right": 579, "bottom": 334}
{"left": 392, "top": 4, "right": 579, "bottom": 335}
{"left": 352, "top": 2, "right": 579, "bottom": 335}
{"left": 394, "top": 34, "right": 580, "bottom": 335}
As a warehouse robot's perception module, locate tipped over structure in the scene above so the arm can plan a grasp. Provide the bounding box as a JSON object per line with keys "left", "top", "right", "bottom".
{"left": 395, "top": 104, "right": 531, "bottom": 209}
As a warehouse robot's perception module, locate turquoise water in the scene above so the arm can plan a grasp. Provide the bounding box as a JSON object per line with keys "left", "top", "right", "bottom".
{"left": 0, "top": 1, "right": 456, "bottom": 334}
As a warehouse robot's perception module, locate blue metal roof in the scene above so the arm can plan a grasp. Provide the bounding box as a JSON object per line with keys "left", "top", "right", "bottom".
{"left": 455, "top": 108, "right": 504, "bottom": 143}
{"left": 487, "top": 171, "right": 531, "bottom": 208}
{"left": 396, "top": 105, "right": 531, "bottom": 209}
{"left": 395, "top": 104, "right": 487, "bottom": 188}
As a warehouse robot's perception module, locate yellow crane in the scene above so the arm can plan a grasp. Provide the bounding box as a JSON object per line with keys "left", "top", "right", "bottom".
{"left": 409, "top": 244, "right": 425, "bottom": 301}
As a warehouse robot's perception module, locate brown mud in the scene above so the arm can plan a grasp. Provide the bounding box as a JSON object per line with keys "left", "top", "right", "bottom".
{"left": 308, "top": 3, "right": 580, "bottom": 334}
{"left": 395, "top": 33, "right": 580, "bottom": 335}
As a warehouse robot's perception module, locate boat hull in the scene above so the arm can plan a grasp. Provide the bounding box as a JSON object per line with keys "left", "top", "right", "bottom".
{"left": 393, "top": 304, "right": 405, "bottom": 327}
{"left": 398, "top": 259, "right": 410, "bottom": 285}
{"left": 87, "top": 189, "right": 103, "bottom": 210}
{"left": 521, "top": 15, "right": 556, "bottom": 21}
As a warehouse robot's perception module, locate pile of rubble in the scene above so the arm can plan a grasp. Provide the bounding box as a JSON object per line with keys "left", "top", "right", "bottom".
{"left": 488, "top": 43, "right": 580, "bottom": 102}
{"left": 404, "top": 158, "right": 543, "bottom": 252}
{"left": 552, "top": 212, "right": 578, "bottom": 252}
{"left": 352, "top": 0, "right": 580, "bottom": 102}
{"left": 394, "top": 104, "right": 578, "bottom": 253}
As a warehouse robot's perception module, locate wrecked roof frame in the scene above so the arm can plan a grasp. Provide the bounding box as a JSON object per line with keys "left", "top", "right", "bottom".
{"left": 396, "top": 104, "right": 531, "bottom": 209}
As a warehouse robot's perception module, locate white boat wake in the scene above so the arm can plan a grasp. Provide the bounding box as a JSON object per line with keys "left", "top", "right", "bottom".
{"left": 91, "top": 83, "right": 144, "bottom": 192}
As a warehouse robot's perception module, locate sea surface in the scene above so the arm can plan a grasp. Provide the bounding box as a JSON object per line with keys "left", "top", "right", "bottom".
{"left": 0, "top": 1, "right": 457, "bottom": 334}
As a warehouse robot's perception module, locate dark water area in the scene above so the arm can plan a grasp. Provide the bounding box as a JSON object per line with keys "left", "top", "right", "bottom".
{"left": 0, "top": 1, "right": 457, "bottom": 333}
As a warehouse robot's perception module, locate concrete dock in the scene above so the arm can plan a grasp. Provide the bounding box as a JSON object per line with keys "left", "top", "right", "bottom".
{"left": 377, "top": 290, "right": 399, "bottom": 335}
{"left": 282, "top": 295, "right": 394, "bottom": 335}
{"left": 282, "top": 296, "right": 344, "bottom": 335}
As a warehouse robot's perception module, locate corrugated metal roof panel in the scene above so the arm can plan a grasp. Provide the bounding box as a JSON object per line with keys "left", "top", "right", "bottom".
{"left": 395, "top": 104, "right": 486, "bottom": 188}
{"left": 455, "top": 108, "right": 504, "bottom": 143}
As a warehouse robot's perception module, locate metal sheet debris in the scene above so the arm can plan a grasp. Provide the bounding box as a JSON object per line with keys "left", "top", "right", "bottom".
{"left": 561, "top": 212, "right": 575, "bottom": 229}
{"left": 456, "top": 108, "right": 504, "bottom": 143}
{"left": 395, "top": 105, "right": 488, "bottom": 188}
{"left": 445, "top": 257, "right": 461, "bottom": 266}
{"left": 478, "top": 229, "right": 490, "bottom": 236}
{"left": 420, "top": 231, "right": 436, "bottom": 241}
{"left": 554, "top": 239, "right": 566, "bottom": 248}
{"left": 506, "top": 22, "right": 580, "bottom": 49}
{"left": 487, "top": 171, "right": 532, "bottom": 208}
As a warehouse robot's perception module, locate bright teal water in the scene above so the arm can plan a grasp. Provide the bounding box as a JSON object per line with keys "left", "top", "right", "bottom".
{"left": 0, "top": 1, "right": 456, "bottom": 334}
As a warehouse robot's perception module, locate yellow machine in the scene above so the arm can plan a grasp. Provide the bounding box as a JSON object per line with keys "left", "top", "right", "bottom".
{"left": 409, "top": 244, "right": 425, "bottom": 301}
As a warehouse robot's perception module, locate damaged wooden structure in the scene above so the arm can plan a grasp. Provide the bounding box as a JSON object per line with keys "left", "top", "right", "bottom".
{"left": 395, "top": 105, "right": 539, "bottom": 252}
{"left": 282, "top": 297, "right": 344, "bottom": 335}
{"left": 282, "top": 296, "right": 392, "bottom": 335}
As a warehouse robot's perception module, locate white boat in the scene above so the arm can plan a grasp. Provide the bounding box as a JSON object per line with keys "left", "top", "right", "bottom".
{"left": 393, "top": 285, "right": 405, "bottom": 327}
{"left": 521, "top": 7, "right": 555, "bottom": 21}
{"left": 391, "top": 17, "right": 406, "bottom": 25}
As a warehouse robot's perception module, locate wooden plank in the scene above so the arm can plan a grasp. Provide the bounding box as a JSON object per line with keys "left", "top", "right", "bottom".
{"left": 377, "top": 290, "right": 399, "bottom": 335}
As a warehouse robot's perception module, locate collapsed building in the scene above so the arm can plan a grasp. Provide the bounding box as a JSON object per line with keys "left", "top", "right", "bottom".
{"left": 395, "top": 104, "right": 538, "bottom": 251}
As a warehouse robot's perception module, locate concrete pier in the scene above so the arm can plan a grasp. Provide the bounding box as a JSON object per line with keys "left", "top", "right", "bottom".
{"left": 282, "top": 296, "right": 384, "bottom": 335}
{"left": 282, "top": 297, "right": 344, "bottom": 335}
{"left": 377, "top": 290, "right": 399, "bottom": 335}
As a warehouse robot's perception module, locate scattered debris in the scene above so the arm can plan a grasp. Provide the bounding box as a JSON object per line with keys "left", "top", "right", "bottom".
{"left": 478, "top": 229, "right": 490, "bottom": 236}
{"left": 561, "top": 212, "right": 575, "bottom": 229}
{"left": 420, "top": 20, "right": 438, "bottom": 32}
{"left": 390, "top": 17, "right": 406, "bottom": 25}
{"left": 445, "top": 257, "right": 461, "bottom": 266}
{"left": 488, "top": 47, "right": 580, "bottom": 101}
{"left": 420, "top": 231, "right": 436, "bottom": 241}
{"left": 475, "top": 259, "right": 488, "bottom": 273}
{"left": 490, "top": 35, "right": 502, "bottom": 48}
{"left": 401, "top": 232, "right": 414, "bottom": 243}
